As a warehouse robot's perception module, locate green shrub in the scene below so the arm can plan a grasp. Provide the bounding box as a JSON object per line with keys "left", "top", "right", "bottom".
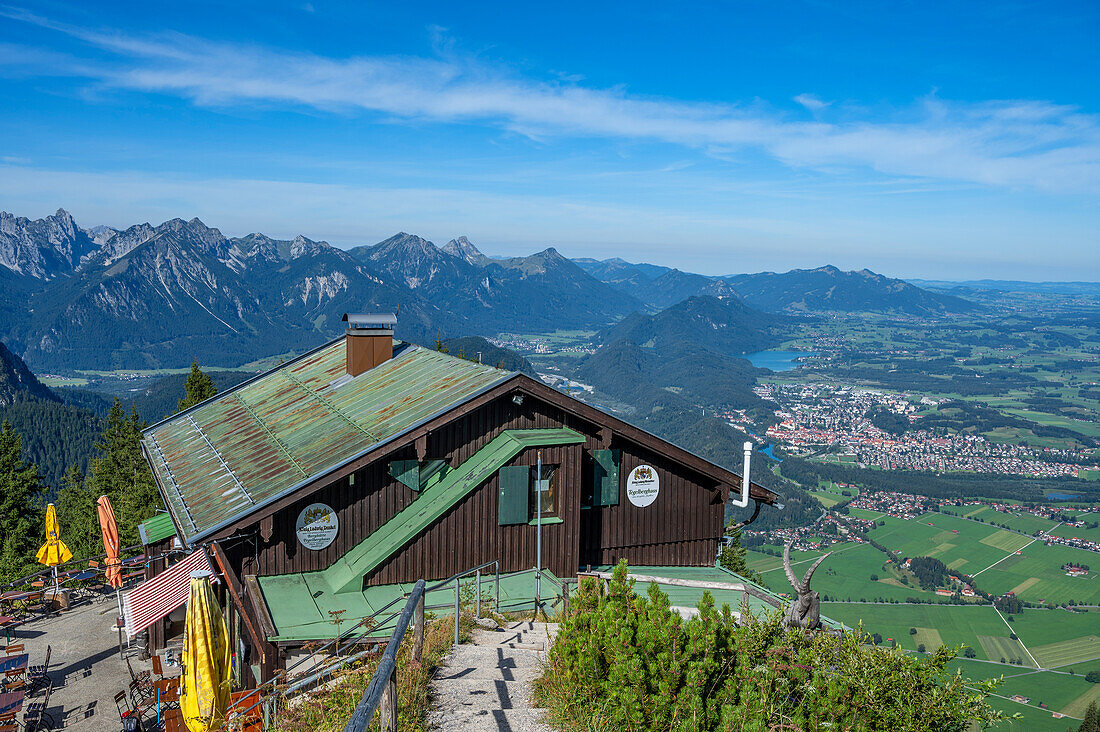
{"left": 536, "top": 560, "right": 1011, "bottom": 732}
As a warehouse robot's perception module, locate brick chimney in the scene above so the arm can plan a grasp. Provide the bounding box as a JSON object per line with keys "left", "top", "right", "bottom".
{"left": 342, "top": 312, "right": 396, "bottom": 376}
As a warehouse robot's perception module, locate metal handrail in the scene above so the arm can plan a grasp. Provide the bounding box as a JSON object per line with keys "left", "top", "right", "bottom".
{"left": 343, "top": 580, "right": 425, "bottom": 732}
{"left": 342, "top": 558, "right": 501, "bottom": 732}
{"left": 233, "top": 559, "right": 503, "bottom": 725}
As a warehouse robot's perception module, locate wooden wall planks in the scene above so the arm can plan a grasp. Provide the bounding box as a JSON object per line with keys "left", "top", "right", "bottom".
{"left": 238, "top": 390, "right": 725, "bottom": 587}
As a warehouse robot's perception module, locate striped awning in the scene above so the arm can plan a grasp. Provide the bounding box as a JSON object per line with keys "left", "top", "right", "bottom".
{"left": 122, "top": 549, "right": 216, "bottom": 638}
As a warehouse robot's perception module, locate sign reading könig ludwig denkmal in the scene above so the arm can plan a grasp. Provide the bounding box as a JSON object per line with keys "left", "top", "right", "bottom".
{"left": 296, "top": 503, "right": 339, "bottom": 550}
{"left": 626, "top": 465, "right": 660, "bottom": 507}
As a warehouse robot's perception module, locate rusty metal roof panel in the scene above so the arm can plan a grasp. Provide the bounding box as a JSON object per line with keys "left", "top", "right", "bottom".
{"left": 143, "top": 339, "right": 513, "bottom": 544}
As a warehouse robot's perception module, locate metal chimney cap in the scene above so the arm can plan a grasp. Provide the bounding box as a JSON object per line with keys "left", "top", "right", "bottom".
{"left": 342, "top": 312, "right": 397, "bottom": 329}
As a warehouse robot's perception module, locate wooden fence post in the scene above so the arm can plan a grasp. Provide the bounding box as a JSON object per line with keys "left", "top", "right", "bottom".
{"left": 380, "top": 667, "right": 397, "bottom": 731}
{"left": 412, "top": 593, "right": 425, "bottom": 664}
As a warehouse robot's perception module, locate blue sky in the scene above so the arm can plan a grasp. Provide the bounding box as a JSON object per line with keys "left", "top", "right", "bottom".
{"left": 1, "top": 1, "right": 1097, "bottom": 279}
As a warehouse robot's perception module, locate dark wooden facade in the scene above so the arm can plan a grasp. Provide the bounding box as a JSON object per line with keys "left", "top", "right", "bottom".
{"left": 163, "top": 374, "right": 775, "bottom": 680}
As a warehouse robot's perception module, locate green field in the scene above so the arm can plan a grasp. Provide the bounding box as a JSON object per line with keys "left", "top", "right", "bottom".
{"left": 978, "top": 634, "right": 1034, "bottom": 666}
{"left": 1050, "top": 521, "right": 1100, "bottom": 544}
{"left": 807, "top": 481, "right": 858, "bottom": 508}
{"left": 823, "top": 603, "right": 1100, "bottom": 667}
{"left": 865, "top": 513, "right": 1032, "bottom": 575}
{"left": 748, "top": 543, "right": 943, "bottom": 603}
{"left": 940, "top": 504, "right": 1061, "bottom": 536}
{"left": 38, "top": 375, "right": 90, "bottom": 387}
{"left": 1030, "top": 636, "right": 1100, "bottom": 668}
{"left": 976, "top": 541, "right": 1100, "bottom": 605}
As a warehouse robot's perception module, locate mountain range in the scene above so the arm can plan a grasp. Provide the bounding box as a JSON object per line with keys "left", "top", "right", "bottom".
{"left": 2, "top": 208, "right": 978, "bottom": 372}
{"left": 0, "top": 210, "right": 636, "bottom": 370}
{"left": 575, "top": 257, "right": 976, "bottom": 315}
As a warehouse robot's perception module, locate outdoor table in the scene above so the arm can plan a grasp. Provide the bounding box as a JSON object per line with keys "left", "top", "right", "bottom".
{"left": 147, "top": 678, "right": 180, "bottom": 726}
{"left": 0, "top": 656, "right": 27, "bottom": 675}
{"left": 0, "top": 690, "right": 23, "bottom": 715}
{"left": 65, "top": 570, "right": 97, "bottom": 583}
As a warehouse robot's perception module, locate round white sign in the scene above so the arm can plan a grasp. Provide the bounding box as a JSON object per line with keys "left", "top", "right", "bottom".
{"left": 296, "top": 503, "right": 338, "bottom": 550}
{"left": 626, "top": 465, "right": 660, "bottom": 507}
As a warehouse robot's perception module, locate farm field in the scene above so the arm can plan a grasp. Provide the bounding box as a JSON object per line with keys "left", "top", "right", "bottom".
{"left": 939, "top": 504, "right": 1061, "bottom": 535}
{"left": 822, "top": 603, "right": 1100, "bottom": 668}
{"left": 823, "top": 603, "right": 1011, "bottom": 659}
{"left": 864, "top": 512, "right": 1032, "bottom": 575}
{"left": 941, "top": 659, "right": 1093, "bottom": 730}
{"left": 807, "top": 481, "right": 857, "bottom": 508}
{"left": 748, "top": 543, "right": 943, "bottom": 603}
{"left": 848, "top": 506, "right": 886, "bottom": 520}
{"left": 1050, "top": 521, "right": 1100, "bottom": 544}
{"left": 976, "top": 540, "right": 1100, "bottom": 605}
{"left": 1029, "top": 636, "right": 1100, "bottom": 668}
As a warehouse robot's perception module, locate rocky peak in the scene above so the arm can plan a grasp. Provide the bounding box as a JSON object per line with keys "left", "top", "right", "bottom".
{"left": 442, "top": 235, "right": 486, "bottom": 265}
{"left": 0, "top": 208, "right": 97, "bottom": 279}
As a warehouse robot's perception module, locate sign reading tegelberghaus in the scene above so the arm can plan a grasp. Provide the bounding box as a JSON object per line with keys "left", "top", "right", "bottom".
{"left": 626, "top": 465, "right": 660, "bottom": 507}
{"left": 296, "top": 503, "right": 339, "bottom": 550}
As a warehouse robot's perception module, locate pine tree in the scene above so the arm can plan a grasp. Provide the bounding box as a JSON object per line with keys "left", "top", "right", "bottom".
{"left": 0, "top": 422, "right": 44, "bottom": 581}
{"left": 1080, "top": 701, "right": 1099, "bottom": 732}
{"left": 178, "top": 359, "right": 217, "bottom": 412}
{"left": 87, "top": 400, "right": 160, "bottom": 547}
{"left": 55, "top": 465, "right": 100, "bottom": 561}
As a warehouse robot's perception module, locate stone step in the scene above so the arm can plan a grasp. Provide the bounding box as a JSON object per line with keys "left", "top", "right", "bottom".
{"left": 428, "top": 706, "right": 550, "bottom": 732}
{"left": 434, "top": 664, "right": 532, "bottom": 682}
{"left": 431, "top": 676, "right": 533, "bottom": 704}
{"left": 441, "top": 645, "right": 544, "bottom": 667}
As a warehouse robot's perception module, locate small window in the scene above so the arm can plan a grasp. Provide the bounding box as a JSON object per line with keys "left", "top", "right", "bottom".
{"left": 529, "top": 464, "right": 559, "bottom": 520}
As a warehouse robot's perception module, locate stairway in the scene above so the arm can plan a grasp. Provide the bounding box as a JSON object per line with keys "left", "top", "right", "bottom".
{"left": 427, "top": 621, "right": 557, "bottom": 731}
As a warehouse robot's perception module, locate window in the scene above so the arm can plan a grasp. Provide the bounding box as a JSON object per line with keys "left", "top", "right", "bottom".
{"left": 529, "top": 464, "right": 558, "bottom": 520}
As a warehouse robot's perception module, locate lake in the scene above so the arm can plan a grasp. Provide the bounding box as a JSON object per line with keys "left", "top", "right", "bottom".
{"left": 745, "top": 350, "right": 815, "bottom": 372}
{"left": 1046, "top": 492, "right": 1082, "bottom": 501}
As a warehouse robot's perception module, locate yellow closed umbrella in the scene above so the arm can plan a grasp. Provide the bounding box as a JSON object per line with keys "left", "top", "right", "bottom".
{"left": 181, "top": 570, "right": 231, "bottom": 732}
{"left": 36, "top": 503, "right": 73, "bottom": 569}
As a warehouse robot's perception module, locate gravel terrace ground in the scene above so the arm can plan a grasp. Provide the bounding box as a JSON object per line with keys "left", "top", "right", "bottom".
{"left": 10, "top": 591, "right": 165, "bottom": 732}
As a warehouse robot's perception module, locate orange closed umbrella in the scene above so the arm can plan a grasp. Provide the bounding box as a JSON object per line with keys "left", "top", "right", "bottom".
{"left": 97, "top": 496, "right": 123, "bottom": 590}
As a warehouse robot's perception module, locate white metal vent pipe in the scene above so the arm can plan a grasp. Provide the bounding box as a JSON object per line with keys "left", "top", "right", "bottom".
{"left": 731, "top": 441, "right": 752, "bottom": 508}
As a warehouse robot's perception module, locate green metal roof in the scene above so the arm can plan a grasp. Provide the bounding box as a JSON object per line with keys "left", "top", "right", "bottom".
{"left": 137, "top": 513, "right": 178, "bottom": 545}
{"left": 142, "top": 339, "right": 514, "bottom": 544}
{"left": 257, "top": 568, "right": 558, "bottom": 642}
{"left": 321, "top": 428, "right": 584, "bottom": 593}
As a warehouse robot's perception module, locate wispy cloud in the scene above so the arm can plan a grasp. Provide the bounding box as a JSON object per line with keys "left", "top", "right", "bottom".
{"left": 2, "top": 7, "right": 1099, "bottom": 194}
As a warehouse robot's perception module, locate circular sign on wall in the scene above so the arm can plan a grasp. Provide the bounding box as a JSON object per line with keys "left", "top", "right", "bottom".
{"left": 296, "top": 503, "right": 339, "bottom": 550}
{"left": 626, "top": 465, "right": 660, "bottom": 507}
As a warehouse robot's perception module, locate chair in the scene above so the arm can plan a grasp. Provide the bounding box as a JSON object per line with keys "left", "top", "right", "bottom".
{"left": 2, "top": 670, "right": 25, "bottom": 692}
{"left": 23, "top": 677, "right": 52, "bottom": 732}
{"left": 126, "top": 658, "right": 153, "bottom": 695}
{"left": 25, "top": 646, "right": 48, "bottom": 692}
{"left": 114, "top": 690, "right": 133, "bottom": 722}
{"left": 0, "top": 710, "right": 18, "bottom": 732}
{"left": 3, "top": 645, "right": 24, "bottom": 655}
{"left": 151, "top": 655, "right": 163, "bottom": 678}
{"left": 128, "top": 678, "right": 152, "bottom": 711}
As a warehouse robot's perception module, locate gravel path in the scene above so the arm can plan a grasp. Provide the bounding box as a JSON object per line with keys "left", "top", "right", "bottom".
{"left": 427, "top": 621, "right": 557, "bottom": 731}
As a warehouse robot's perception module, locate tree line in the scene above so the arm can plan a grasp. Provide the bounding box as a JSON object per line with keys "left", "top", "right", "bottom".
{"left": 0, "top": 360, "right": 215, "bottom": 582}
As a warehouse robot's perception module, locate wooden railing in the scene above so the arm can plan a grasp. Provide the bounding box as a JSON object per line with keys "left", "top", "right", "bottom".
{"left": 576, "top": 569, "right": 783, "bottom": 611}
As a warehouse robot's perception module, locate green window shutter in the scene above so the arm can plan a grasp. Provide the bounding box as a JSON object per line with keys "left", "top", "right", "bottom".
{"left": 498, "top": 465, "right": 530, "bottom": 525}
{"left": 389, "top": 460, "right": 420, "bottom": 492}
{"left": 593, "top": 449, "right": 620, "bottom": 506}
